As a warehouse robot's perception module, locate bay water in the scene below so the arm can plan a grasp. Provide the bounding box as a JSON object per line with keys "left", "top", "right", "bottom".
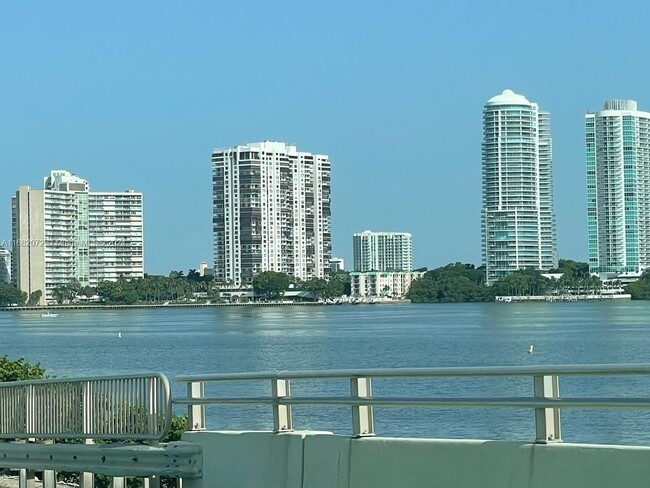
{"left": 1, "top": 301, "right": 650, "bottom": 445}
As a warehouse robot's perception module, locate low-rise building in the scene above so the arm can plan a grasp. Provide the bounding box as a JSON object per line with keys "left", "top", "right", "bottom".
{"left": 350, "top": 271, "right": 425, "bottom": 299}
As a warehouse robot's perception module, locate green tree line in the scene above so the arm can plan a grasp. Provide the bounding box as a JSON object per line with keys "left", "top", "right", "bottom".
{"left": 407, "top": 260, "right": 612, "bottom": 303}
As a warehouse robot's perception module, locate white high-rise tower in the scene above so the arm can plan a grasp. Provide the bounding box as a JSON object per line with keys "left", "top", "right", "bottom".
{"left": 587, "top": 99, "right": 650, "bottom": 279}
{"left": 481, "top": 90, "right": 558, "bottom": 284}
{"left": 212, "top": 141, "right": 331, "bottom": 286}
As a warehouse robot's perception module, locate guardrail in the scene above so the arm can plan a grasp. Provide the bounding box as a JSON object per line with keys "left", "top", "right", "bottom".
{"left": 174, "top": 364, "right": 650, "bottom": 443}
{"left": 0, "top": 373, "right": 172, "bottom": 440}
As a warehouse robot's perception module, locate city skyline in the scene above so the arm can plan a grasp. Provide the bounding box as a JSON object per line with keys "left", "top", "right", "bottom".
{"left": 3, "top": 1, "right": 650, "bottom": 275}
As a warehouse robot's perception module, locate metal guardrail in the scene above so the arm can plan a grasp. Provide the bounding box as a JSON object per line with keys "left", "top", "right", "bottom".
{"left": 174, "top": 364, "right": 650, "bottom": 443}
{"left": 0, "top": 373, "right": 172, "bottom": 440}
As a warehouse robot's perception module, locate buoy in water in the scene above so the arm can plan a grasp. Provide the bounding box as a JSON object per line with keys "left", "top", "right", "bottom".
{"left": 118, "top": 332, "right": 122, "bottom": 338}
{"left": 528, "top": 344, "right": 534, "bottom": 353}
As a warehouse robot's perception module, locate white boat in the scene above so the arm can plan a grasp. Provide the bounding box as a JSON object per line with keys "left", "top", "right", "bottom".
{"left": 40, "top": 311, "right": 59, "bottom": 318}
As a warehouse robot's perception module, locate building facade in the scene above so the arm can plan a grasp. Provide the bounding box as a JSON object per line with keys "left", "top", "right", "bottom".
{"left": 350, "top": 271, "right": 424, "bottom": 299}
{"left": 329, "top": 257, "right": 345, "bottom": 274}
{"left": 212, "top": 141, "right": 331, "bottom": 286}
{"left": 587, "top": 100, "right": 650, "bottom": 279}
{"left": 352, "top": 231, "right": 412, "bottom": 272}
{"left": 12, "top": 170, "right": 143, "bottom": 304}
{"left": 0, "top": 249, "right": 10, "bottom": 284}
{"left": 482, "top": 89, "right": 558, "bottom": 284}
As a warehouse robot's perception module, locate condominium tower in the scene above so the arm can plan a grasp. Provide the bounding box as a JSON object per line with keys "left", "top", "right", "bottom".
{"left": 212, "top": 141, "right": 331, "bottom": 286}
{"left": 482, "top": 89, "right": 558, "bottom": 284}
{"left": 586, "top": 100, "right": 650, "bottom": 279}
{"left": 353, "top": 231, "right": 412, "bottom": 272}
{"left": 12, "top": 170, "right": 144, "bottom": 304}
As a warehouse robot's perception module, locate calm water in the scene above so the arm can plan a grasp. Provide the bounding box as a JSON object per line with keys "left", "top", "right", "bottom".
{"left": 1, "top": 301, "right": 650, "bottom": 444}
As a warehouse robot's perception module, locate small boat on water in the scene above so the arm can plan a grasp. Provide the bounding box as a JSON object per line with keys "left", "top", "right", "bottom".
{"left": 40, "top": 311, "right": 59, "bottom": 318}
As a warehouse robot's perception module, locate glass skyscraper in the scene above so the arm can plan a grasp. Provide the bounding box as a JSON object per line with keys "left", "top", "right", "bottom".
{"left": 586, "top": 100, "right": 650, "bottom": 279}
{"left": 482, "top": 90, "right": 558, "bottom": 284}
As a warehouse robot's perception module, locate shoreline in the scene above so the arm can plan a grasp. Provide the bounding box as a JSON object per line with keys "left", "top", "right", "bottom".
{"left": 0, "top": 300, "right": 412, "bottom": 312}
{"left": 0, "top": 301, "right": 325, "bottom": 312}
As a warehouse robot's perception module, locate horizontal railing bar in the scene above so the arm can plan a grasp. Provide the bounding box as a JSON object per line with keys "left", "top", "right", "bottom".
{"left": 0, "top": 441, "right": 202, "bottom": 478}
{"left": 175, "top": 363, "right": 650, "bottom": 382}
{"left": 172, "top": 396, "right": 650, "bottom": 409}
{"left": 0, "top": 372, "right": 168, "bottom": 388}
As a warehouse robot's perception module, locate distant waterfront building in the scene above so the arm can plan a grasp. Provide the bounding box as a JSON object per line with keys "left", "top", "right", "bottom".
{"left": 352, "top": 231, "right": 412, "bottom": 272}
{"left": 586, "top": 100, "right": 650, "bottom": 280}
{"left": 198, "top": 262, "right": 208, "bottom": 277}
{"left": 12, "top": 170, "right": 144, "bottom": 305}
{"left": 212, "top": 141, "right": 331, "bottom": 286}
{"left": 482, "top": 89, "right": 558, "bottom": 284}
{"left": 329, "top": 257, "right": 345, "bottom": 274}
{"left": 350, "top": 271, "right": 424, "bottom": 299}
{"left": 0, "top": 248, "right": 10, "bottom": 283}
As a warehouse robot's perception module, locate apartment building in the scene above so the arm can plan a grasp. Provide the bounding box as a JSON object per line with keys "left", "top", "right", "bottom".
{"left": 482, "top": 89, "right": 558, "bottom": 284}
{"left": 212, "top": 141, "right": 331, "bottom": 285}
{"left": 352, "top": 231, "right": 412, "bottom": 272}
{"left": 586, "top": 100, "right": 650, "bottom": 280}
{"left": 12, "top": 170, "right": 143, "bottom": 304}
{"left": 350, "top": 271, "right": 425, "bottom": 299}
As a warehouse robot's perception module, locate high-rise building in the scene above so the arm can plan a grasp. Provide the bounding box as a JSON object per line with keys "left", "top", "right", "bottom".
{"left": 0, "top": 248, "right": 10, "bottom": 284}
{"left": 12, "top": 170, "right": 144, "bottom": 304}
{"left": 212, "top": 141, "right": 331, "bottom": 286}
{"left": 482, "top": 89, "right": 557, "bottom": 284}
{"left": 352, "top": 231, "right": 412, "bottom": 272}
{"left": 586, "top": 100, "right": 650, "bottom": 279}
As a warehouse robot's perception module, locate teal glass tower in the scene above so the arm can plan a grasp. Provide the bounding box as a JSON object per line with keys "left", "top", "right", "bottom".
{"left": 586, "top": 100, "right": 650, "bottom": 279}
{"left": 482, "top": 90, "right": 558, "bottom": 284}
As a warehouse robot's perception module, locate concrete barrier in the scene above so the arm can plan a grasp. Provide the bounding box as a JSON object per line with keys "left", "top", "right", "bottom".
{"left": 182, "top": 431, "right": 650, "bottom": 488}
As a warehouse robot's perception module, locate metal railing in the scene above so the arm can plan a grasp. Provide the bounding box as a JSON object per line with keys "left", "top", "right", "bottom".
{"left": 174, "top": 364, "right": 650, "bottom": 443}
{"left": 0, "top": 373, "right": 172, "bottom": 440}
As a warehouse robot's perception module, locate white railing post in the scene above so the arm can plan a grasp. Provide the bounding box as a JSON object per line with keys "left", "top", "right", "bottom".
{"left": 272, "top": 379, "right": 292, "bottom": 432}
{"left": 43, "top": 469, "right": 56, "bottom": 488}
{"left": 534, "top": 374, "right": 561, "bottom": 443}
{"left": 145, "top": 440, "right": 161, "bottom": 488}
{"left": 350, "top": 377, "right": 374, "bottom": 437}
{"left": 43, "top": 440, "right": 56, "bottom": 488}
{"left": 80, "top": 381, "right": 95, "bottom": 488}
{"left": 111, "top": 478, "right": 126, "bottom": 488}
{"left": 20, "top": 385, "right": 35, "bottom": 488}
{"left": 19, "top": 464, "right": 35, "bottom": 488}
{"left": 187, "top": 382, "right": 205, "bottom": 431}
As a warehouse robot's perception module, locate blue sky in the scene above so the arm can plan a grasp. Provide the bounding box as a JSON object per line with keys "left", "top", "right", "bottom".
{"left": 1, "top": 0, "right": 649, "bottom": 275}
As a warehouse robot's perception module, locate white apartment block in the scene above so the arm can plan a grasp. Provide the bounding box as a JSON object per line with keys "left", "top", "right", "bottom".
{"left": 0, "top": 249, "right": 10, "bottom": 283}
{"left": 353, "top": 231, "right": 412, "bottom": 272}
{"left": 350, "top": 271, "right": 425, "bottom": 299}
{"left": 12, "top": 170, "right": 143, "bottom": 305}
{"left": 212, "top": 141, "right": 331, "bottom": 286}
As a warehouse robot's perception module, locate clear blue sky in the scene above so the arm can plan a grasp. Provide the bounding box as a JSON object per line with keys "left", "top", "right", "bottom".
{"left": 1, "top": 0, "right": 649, "bottom": 275}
